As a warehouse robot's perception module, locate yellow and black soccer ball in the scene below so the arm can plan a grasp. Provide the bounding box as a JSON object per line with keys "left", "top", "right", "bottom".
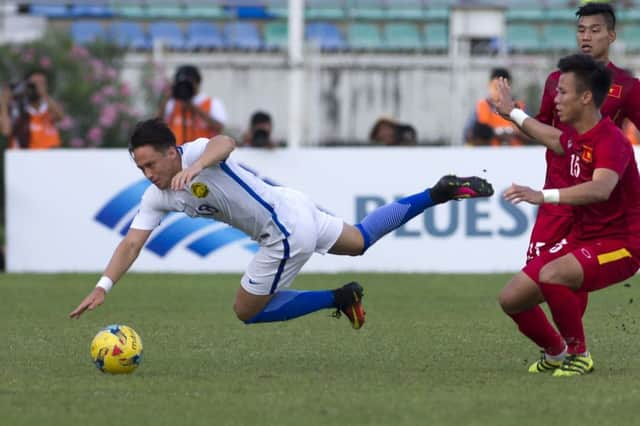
{"left": 90, "top": 324, "right": 143, "bottom": 374}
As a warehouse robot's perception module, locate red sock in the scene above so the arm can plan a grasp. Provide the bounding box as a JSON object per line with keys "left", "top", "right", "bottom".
{"left": 538, "top": 282, "right": 586, "bottom": 354}
{"left": 508, "top": 306, "right": 565, "bottom": 355}
{"left": 578, "top": 291, "right": 589, "bottom": 317}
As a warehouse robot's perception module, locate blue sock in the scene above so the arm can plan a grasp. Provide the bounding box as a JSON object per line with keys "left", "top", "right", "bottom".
{"left": 245, "top": 290, "right": 335, "bottom": 324}
{"left": 356, "top": 190, "right": 434, "bottom": 252}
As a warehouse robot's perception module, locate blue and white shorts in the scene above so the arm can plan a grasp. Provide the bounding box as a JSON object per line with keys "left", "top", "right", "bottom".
{"left": 240, "top": 195, "right": 343, "bottom": 296}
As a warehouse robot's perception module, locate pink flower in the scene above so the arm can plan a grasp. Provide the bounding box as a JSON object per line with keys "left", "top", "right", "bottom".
{"left": 90, "top": 92, "right": 104, "bottom": 105}
{"left": 69, "top": 137, "right": 85, "bottom": 148}
{"left": 120, "top": 83, "right": 131, "bottom": 97}
{"left": 39, "top": 56, "right": 52, "bottom": 69}
{"left": 87, "top": 126, "right": 103, "bottom": 144}
{"left": 70, "top": 45, "right": 89, "bottom": 59}
{"left": 99, "top": 104, "right": 118, "bottom": 127}
{"left": 101, "top": 85, "right": 116, "bottom": 97}
{"left": 105, "top": 67, "right": 118, "bottom": 79}
{"left": 58, "top": 115, "right": 74, "bottom": 130}
{"left": 90, "top": 59, "right": 105, "bottom": 77}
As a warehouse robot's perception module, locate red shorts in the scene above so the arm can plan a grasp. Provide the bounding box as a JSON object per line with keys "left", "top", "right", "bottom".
{"left": 522, "top": 238, "right": 640, "bottom": 293}
{"left": 526, "top": 212, "right": 574, "bottom": 263}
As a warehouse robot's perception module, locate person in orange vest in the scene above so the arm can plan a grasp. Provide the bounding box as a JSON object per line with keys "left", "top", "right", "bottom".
{"left": 0, "top": 70, "right": 63, "bottom": 149}
{"left": 623, "top": 119, "right": 639, "bottom": 145}
{"left": 158, "top": 64, "right": 227, "bottom": 146}
{"left": 464, "top": 68, "right": 529, "bottom": 146}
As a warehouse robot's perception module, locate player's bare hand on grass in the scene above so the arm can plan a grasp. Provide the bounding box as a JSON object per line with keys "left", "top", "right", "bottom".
{"left": 495, "top": 77, "right": 515, "bottom": 119}
{"left": 171, "top": 164, "right": 203, "bottom": 191}
{"left": 504, "top": 183, "right": 544, "bottom": 205}
{"left": 69, "top": 287, "right": 106, "bottom": 319}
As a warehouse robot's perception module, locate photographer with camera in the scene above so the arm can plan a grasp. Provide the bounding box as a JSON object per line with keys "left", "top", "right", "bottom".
{"left": 158, "top": 64, "right": 227, "bottom": 146}
{"left": 241, "top": 110, "right": 276, "bottom": 148}
{"left": 0, "top": 70, "right": 63, "bottom": 149}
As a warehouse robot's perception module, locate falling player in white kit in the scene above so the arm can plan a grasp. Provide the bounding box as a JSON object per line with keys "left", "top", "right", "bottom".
{"left": 70, "top": 119, "right": 494, "bottom": 329}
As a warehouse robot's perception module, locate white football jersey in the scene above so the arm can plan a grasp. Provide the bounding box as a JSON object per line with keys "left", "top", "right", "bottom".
{"left": 130, "top": 138, "right": 301, "bottom": 245}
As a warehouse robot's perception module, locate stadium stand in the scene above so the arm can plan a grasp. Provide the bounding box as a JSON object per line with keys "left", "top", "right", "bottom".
{"left": 109, "top": 21, "right": 151, "bottom": 50}
{"left": 15, "top": 0, "right": 640, "bottom": 55}
{"left": 223, "top": 22, "right": 263, "bottom": 50}
{"left": 347, "top": 23, "right": 382, "bottom": 50}
{"left": 383, "top": 23, "right": 423, "bottom": 51}
{"left": 185, "top": 21, "right": 225, "bottom": 51}
{"left": 148, "top": 21, "right": 186, "bottom": 50}
{"left": 305, "top": 22, "right": 346, "bottom": 51}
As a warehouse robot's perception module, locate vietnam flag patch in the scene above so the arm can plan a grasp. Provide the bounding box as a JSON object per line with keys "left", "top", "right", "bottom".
{"left": 608, "top": 84, "right": 622, "bottom": 98}
{"left": 581, "top": 145, "right": 593, "bottom": 163}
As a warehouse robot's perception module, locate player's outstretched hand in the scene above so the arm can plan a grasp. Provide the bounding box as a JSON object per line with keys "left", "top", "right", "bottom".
{"left": 504, "top": 183, "right": 544, "bottom": 205}
{"left": 171, "top": 163, "right": 203, "bottom": 191}
{"left": 69, "top": 287, "right": 106, "bottom": 319}
{"left": 495, "top": 77, "right": 515, "bottom": 118}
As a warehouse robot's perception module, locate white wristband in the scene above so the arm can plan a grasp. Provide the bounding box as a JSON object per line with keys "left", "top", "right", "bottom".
{"left": 509, "top": 108, "right": 530, "bottom": 127}
{"left": 96, "top": 276, "right": 114, "bottom": 293}
{"left": 542, "top": 189, "right": 560, "bottom": 204}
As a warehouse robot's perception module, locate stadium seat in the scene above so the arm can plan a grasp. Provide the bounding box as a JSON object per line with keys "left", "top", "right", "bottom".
{"left": 385, "top": 0, "right": 425, "bottom": 20}
{"left": 69, "top": 5, "right": 114, "bottom": 18}
{"left": 306, "top": 0, "right": 345, "bottom": 20}
{"left": 424, "top": 23, "right": 448, "bottom": 51}
{"left": 505, "top": 8, "right": 546, "bottom": 22}
{"left": 29, "top": 4, "right": 72, "bottom": 18}
{"left": 149, "top": 22, "right": 186, "bottom": 50}
{"left": 146, "top": 5, "right": 186, "bottom": 19}
{"left": 619, "top": 26, "right": 640, "bottom": 52}
{"left": 113, "top": 5, "right": 149, "bottom": 19}
{"left": 424, "top": 7, "right": 449, "bottom": 22}
{"left": 184, "top": 5, "right": 228, "bottom": 19}
{"left": 265, "top": 0, "right": 288, "bottom": 19}
{"left": 542, "top": 24, "right": 575, "bottom": 51}
{"left": 224, "top": 22, "right": 263, "bottom": 50}
{"left": 264, "top": 21, "right": 288, "bottom": 50}
{"left": 347, "top": 23, "right": 383, "bottom": 50}
{"left": 348, "top": 0, "right": 386, "bottom": 20}
{"left": 185, "top": 22, "right": 224, "bottom": 50}
{"left": 383, "top": 23, "right": 423, "bottom": 51}
{"left": 545, "top": 8, "right": 576, "bottom": 22}
{"left": 70, "top": 21, "right": 106, "bottom": 45}
{"left": 506, "top": 23, "right": 543, "bottom": 53}
{"left": 618, "top": 9, "right": 640, "bottom": 24}
{"left": 305, "top": 22, "right": 346, "bottom": 51}
{"left": 109, "top": 21, "right": 151, "bottom": 50}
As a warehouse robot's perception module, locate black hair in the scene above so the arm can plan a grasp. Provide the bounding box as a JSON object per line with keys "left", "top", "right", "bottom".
{"left": 576, "top": 2, "right": 616, "bottom": 30}
{"left": 557, "top": 53, "right": 611, "bottom": 108}
{"left": 174, "top": 64, "right": 201, "bottom": 85}
{"left": 129, "top": 118, "right": 176, "bottom": 153}
{"left": 250, "top": 111, "right": 272, "bottom": 127}
{"left": 490, "top": 67, "right": 511, "bottom": 81}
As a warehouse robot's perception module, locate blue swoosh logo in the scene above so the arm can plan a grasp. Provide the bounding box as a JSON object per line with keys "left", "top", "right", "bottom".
{"left": 95, "top": 178, "right": 258, "bottom": 257}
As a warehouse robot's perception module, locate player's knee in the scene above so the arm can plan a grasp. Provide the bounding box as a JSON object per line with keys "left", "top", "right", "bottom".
{"left": 233, "top": 303, "right": 256, "bottom": 323}
{"left": 498, "top": 288, "right": 518, "bottom": 314}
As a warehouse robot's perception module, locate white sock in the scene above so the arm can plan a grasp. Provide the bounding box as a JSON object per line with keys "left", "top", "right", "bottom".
{"left": 545, "top": 345, "right": 567, "bottom": 362}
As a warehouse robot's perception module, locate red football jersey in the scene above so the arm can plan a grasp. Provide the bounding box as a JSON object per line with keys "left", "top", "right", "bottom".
{"left": 559, "top": 117, "right": 640, "bottom": 248}
{"left": 535, "top": 62, "right": 640, "bottom": 218}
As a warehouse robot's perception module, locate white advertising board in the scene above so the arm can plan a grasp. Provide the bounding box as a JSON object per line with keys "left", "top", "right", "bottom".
{"left": 7, "top": 146, "right": 589, "bottom": 273}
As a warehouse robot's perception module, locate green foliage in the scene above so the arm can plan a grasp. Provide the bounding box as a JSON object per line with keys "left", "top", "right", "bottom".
{"left": 2, "top": 273, "right": 640, "bottom": 426}
{"left": 0, "top": 30, "right": 141, "bottom": 148}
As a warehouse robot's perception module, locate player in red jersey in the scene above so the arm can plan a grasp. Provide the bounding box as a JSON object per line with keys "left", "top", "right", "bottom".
{"left": 495, "top": 54, "right": 640, "bottom": 377}
{"left": 528, "top": 2, "right": 640, "bottom": 263}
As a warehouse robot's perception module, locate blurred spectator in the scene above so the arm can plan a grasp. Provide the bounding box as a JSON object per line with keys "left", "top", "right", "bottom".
{"left": 0, "top": 70, "right": 63, "bottom": 149}
{"left": 158, "top": 64, "right": 227, "bottom": 146}
{"left": 369, "top": 117, "right": 417, "bottom": 146}
{"left": 624, "top": 119, "right": 639, "bottom": 145}
{"left": 464, "top": 67, "right": 528, "bottom": 146}
{"left": 241, "top": 110, "right": 276, "bottom": 148}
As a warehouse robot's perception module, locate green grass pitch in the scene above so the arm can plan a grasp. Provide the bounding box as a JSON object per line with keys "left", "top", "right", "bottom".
{"left": 2, "top": 273, "right": 640, "bottom": 426}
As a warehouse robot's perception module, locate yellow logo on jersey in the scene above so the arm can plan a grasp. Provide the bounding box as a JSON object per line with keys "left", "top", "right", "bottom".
{"left": 191, "top": 182, "right": 209, "bottom": 198}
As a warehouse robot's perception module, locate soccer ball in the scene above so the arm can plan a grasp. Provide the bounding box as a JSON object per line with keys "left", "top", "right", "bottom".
{"left": 90, "top": 324, "right": 143, "bottom": 374}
